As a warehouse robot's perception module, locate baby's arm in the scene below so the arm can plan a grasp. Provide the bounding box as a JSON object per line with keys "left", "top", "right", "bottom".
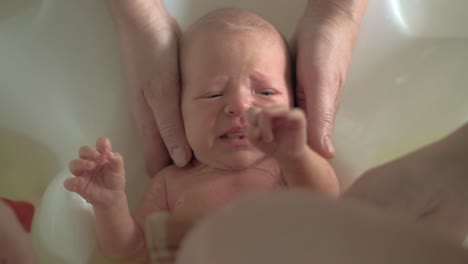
{"left": 94, "top": 193, "right": 143, "bottom": 258}
{"left": 92, "top": 161, "right": 170, "bottom": 259}
{"left": 133, "top": 167, "right": 170, "bottom": 226}
{"left": 247, "top": 107, "right": 339, "bottom": 197}
{"left": 64, "top": 138, "right": 144, "bottom": 258}
{"left": 277, "top": 145, "right": 339, "bottom": 197}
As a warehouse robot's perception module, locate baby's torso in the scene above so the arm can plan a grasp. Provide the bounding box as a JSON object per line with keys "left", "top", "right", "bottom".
{"left": 165, "top": 163, "right": 286, "bottom": 212}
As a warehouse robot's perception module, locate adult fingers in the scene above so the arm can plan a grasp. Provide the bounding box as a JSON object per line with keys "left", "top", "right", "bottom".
{"left": 143, "top": 71, "right": 192, "bottom": 168}
{"left": 297, "top": 77, "right": 338, "bottom": 159}
{"left": 131, "top": 93, "right": 171, "bottom": 176}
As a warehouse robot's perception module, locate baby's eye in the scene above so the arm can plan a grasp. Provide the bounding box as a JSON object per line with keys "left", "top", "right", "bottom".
{"left": 257, "top": 90, "right": 276, "bottom": 96}
{"left": 206, "top": 93, "right": 222, "bottom": 99}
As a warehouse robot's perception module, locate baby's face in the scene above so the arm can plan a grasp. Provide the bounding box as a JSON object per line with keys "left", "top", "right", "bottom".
{"left": 181, "top": 29, "right": 292, "bottom": 170}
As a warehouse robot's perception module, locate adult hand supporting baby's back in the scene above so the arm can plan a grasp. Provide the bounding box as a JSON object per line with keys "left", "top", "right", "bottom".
{"left": 294, "top": 0, "right": 368, "bottom": 159}
{"left": 175, "top": 123, "right": 468, "bottom": 264}
{"left": 105, "top": 0, "right": 192, "bottom": 176}
{"left": 345, "top": 122, "right": 468, "bottom": 243}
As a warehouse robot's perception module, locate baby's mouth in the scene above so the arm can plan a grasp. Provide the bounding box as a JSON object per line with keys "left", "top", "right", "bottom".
{"left": 220, "top": 132, "right": 246, "bottom": 140}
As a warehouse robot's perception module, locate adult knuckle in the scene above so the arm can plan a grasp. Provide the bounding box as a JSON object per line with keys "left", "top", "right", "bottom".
{"left": 158, "top": 122, "right": 183, "bottom": 144}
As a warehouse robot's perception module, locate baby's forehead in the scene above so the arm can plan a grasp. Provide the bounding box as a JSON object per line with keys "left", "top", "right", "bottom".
{"left": 182, "top": 8, "right": 283, "bottom": 48}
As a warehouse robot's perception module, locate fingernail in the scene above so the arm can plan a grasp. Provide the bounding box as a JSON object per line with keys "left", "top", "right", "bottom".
{"left": 172, "top": 146, "right": 189, "bottom": 167}
{"left": 323, "top": 136, "right": 336, "bottom": 157}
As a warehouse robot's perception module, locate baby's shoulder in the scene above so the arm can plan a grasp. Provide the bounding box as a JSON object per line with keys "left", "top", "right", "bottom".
{"left": 153, "top": 164, "right": 177, "bottom": 177}
{"left": 152, "top": 162, "right": 199, "bottom": 180}
{"left": 151, "top": 165, "right": 179, "bottom": 183}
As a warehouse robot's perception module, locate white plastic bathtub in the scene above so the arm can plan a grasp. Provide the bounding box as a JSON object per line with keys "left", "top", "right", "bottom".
{"left": 1, "top": 0, "right": 467, "bottom": 263}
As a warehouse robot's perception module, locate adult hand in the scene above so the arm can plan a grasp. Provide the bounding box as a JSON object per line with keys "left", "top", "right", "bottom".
{"left": 345, "top": 123, "right": 468, "bottom": 242}
{"left": 105, "top": 0, "right": 192, "bottom": 176}
{"left": 294, "top": 0, "right": 368, "bottom": 159}
{"left": 175, "top": 190, "right": 468, "bottom": 264}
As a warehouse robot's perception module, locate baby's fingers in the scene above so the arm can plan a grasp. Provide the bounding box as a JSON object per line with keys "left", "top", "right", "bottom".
{"left": 283, "top": 109, "right": 306, "bottom": 129}
{"left": 247, "top": 108, "right": 262, "bottom": 142}
{"left": 96, "top": 137, "right": 112, "bottom": 155}
{"left": 258, "top": 113, "right": 273, "bottom": 143}
{"left": 63, "top": 177, "right": 87, "bottom": 194}
{"left": 69, "top": 159, "right": 95, "bottom": 176}
{"left": 247, "top": 107, "right": 261, "bottom": 127}
{"left": 106, "top": 152, "right": 125, "bottom": 174}
{"left": 247, "top": 107, "right": 274, "bottom": 142}
{"left": 79, "top": 146, "right": 100, "bottom": 161}
{"left": 247, "top": 124, "right": 261, "bottom": 143}
{"left": 264, "top": 108, "right": 305, "bottom": 129}
{"left": 263, "top": 106, "right": 290, "bottom": 121}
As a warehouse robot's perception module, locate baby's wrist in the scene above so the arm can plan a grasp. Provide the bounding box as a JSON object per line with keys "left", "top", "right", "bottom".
{"left": 93, "top": 190, "right": 128, "bottom": 213}
{"left": 274, "top": 146, "right": 309, "bottom": 164}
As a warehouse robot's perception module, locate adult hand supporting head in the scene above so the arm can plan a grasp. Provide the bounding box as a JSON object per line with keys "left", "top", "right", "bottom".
{"left": 294, "top": 0, "right": 368, "bottom": 158}
{"left": 106, "top": 0, "right": 192, "bottom": 176}
{"left": 345, "top": 122, "right": 468, "bottom": 242}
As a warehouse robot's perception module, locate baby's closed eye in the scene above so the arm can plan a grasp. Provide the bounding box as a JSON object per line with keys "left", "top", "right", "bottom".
{"left": 255, "top": 89, "right": 276, "bottom": 96}
{"left": 205, "top": 93, "right": 223, "bottom": 98}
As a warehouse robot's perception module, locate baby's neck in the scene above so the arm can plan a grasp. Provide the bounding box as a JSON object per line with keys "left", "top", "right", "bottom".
{"left": 188, "top": 157, "right": 282, "bottom": 180}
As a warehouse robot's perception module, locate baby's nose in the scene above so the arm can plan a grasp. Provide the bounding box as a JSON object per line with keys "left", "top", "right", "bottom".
{"left": 225, "top": 102, "right": 250, "bottom": 117}
{"left": 224, "top": 92, "right": 251, "bottom": 117}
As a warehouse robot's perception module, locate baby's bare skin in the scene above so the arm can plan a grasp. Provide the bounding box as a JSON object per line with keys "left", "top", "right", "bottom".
{"left": 65, "top": 109, "right": 338, "bottom": 259}
{"left": 153, "top": 159, "right": 284, "bottom": 212}
{"left": 64, "top": 8, "right": 339, "bottom": 260}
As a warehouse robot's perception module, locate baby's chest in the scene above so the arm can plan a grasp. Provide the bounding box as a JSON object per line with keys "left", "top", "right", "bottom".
{"left": 166, "top": 172, "right": 284, "bottom": 212}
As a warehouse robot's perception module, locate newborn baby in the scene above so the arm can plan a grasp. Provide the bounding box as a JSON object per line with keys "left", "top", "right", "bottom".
{"left": 64, "top": 8, "right": 339, "bottom": 259}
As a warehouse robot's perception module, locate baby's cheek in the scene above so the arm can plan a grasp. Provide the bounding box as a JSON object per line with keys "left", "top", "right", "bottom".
{"left": 267, "top": 95, "right": 292, "bottom": 109}
{"left": 186, "top": 129, "right": 213, "bottom": 163}
{"left": 282, "top": 94, "right": 293, "bottom": 108}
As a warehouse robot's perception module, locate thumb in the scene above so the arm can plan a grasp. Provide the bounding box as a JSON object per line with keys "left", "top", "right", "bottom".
{"left": 143, "top": 79, "right": 192, "bottom": 167}
{"left": 296, "top": 78, "right": 338, "bottom": 159}
{"left": 307, "top": 105, "right": 336, "bottom": 159}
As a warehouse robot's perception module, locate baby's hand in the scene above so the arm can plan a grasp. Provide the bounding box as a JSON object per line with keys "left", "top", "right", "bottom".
{"left": 247, "top": 107, "right": 307, "bottom": 159}
{"left": 64, "top": 137, "right": 126, "bottom": 210}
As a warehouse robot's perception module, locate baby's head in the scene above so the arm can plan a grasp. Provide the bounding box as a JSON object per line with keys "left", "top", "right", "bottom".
{"left": 181, "top": 8, "right": 292, "bottom": 170}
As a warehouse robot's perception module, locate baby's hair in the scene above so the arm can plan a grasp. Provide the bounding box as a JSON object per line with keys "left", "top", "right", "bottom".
{"left": 183, "top": 8, "right": 289, "bottom": 49}
{"left": 189, "top": 8, "right": 275, "bottom": 33}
